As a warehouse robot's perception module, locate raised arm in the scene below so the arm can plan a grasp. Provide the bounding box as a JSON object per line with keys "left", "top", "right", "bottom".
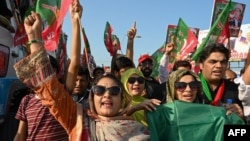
{"left": 126, "top": 21, "right": 137, "bottom": 61}
{"left": 238, "top": 52, "right": 250, "bottom": 118}
{"left": 14, "top": 11, "right": 80, "bottom": 138}
{"left": 158, "top": 39, "right": 174, "bottom": 84}
{"left": 242, "top": 51, "right": 250, "bottom": 85}
{"left": 65, "top": 0, "right": 83, "bottom": 92}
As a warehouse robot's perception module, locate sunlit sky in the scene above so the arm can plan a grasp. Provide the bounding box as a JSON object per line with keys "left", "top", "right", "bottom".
{"left": 62, "top": 0, "right": 250, "bottom": 67}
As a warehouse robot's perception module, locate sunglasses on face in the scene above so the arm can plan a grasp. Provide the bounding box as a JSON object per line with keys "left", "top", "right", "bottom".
{"left": 140, "top": 62, "right": 153, "bottom": 67}
{"left": 128, "top": 76, "right": 145, "bottom": 84}
{"left": 92, "top": 85, "right": 121, "bottom": 96}
{"left": 174, "top": 81, "right": 200, "bottom": 92}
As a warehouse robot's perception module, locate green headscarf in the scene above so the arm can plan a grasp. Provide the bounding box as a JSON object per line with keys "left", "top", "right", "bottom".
{"left": 166, "top": 70, "right": 201, "bottom": 103}
{"left": 121, "top": 68, "right": 145, "bottom": 106}
{"left": 121, "top": 68, "right": 148, "bottom": 127}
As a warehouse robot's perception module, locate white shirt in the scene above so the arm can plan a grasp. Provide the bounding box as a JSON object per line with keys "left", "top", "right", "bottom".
{"left": 235, "top": 77, "right": 250, "bottom": 117}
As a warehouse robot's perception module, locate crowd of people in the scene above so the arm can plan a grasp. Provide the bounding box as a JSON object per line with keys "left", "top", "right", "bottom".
{"left": 7, "top": 0, "right": 250, "bottom": 141}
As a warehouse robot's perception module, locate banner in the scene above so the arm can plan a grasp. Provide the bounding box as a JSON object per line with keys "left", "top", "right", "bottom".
{"left": 199, "top": 24, "right": 250, "bottom": 61}
{"left": 191, "top": 0, "right": 231, "bottom": 61}
{"left": 211, "top": 0, "right": 246, "bottom": 37}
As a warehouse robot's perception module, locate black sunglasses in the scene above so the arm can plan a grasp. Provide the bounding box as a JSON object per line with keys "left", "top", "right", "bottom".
{"left": 140, "top": 61, "right": 153, "bottom": 67}
{"left": 174, "top": 81, "right": 200, "bottom": 92}
{"left": 128, "top": 76, "right": 145, "bottom": 84}
{"left": 92, "top": 85, "right": 121, "bottom": 96}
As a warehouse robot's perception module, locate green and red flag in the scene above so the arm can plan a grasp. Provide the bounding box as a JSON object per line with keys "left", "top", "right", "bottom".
{"left": 38, "top": 0, "right": 73, "bottom": 51}
{"left": 174, "top": 18, "right": 198, "bottom": 61}
{"left": 151, "top": 43, "right": 166, "bottom": 78}
{"left": 104, "top": 21, "right": 115, "bottom": 56}
{"left": 14, "top": 0, "right": 72, "bottom": 50}
{"left": 191, "top": 0, "right": 231, "bottom": 61}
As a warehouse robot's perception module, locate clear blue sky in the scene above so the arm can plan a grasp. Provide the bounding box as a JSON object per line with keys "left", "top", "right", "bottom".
{"left": 62, "top": 0, "right": 250, "bottom": 67}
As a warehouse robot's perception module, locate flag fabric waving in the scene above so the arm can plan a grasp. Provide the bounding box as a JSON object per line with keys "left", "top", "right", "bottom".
{"left": 191, "top": 0, "right": 231, "bottom": 61}
{"left": 13, "top": 0, "right": 72, "bottom": 50}
{"left": 174, "top": 18, "right": 198, "bottom": 60}
{"left": 104, "top": 21, "right": 118, "bottom": 56}
{"left": 147, "top": 100, "right": 245, "bottom": 141}
{"left": 38, "top": 0, "right": 73, "bottom": 51}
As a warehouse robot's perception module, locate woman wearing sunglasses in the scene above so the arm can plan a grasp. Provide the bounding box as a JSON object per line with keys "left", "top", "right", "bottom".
{"left": 121, "top": 68, "right": 161, "bottom": 127}
{"left": 166, "top": 69, "right": 203, "bottom": 103}
{"left": 14, "top": 12, "right": 150, "bottom": 141}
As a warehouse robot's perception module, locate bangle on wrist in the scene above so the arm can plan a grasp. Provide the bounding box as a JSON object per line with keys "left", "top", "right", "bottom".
{"left": 27, "top": 39, "right": 44, "bottom": 46}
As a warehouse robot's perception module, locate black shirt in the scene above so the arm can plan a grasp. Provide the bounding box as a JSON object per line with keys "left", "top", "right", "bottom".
{"left": 144, "top": 77, "right": 166, "bottom": 103}
{"left": 202, "top": 79, "right": 242, "bottom": 107}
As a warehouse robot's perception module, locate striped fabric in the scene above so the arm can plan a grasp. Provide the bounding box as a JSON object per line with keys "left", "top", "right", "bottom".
{"left": 16, "top": 94, "right": 69, "bottom": 141}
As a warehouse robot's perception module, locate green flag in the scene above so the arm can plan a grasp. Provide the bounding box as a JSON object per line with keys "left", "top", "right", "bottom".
{"left": 191, "top": 0, "right": 231, "bottom": 61}
{"left": 147, "top": 100, "right": 245, "bottom": 141}
{"left": 36, "top": 0, "right": 61, "bottom": 26}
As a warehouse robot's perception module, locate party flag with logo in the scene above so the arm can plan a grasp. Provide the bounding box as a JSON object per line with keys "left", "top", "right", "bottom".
{"left": 174, "top": 18, "right": 198, "bottom": 61}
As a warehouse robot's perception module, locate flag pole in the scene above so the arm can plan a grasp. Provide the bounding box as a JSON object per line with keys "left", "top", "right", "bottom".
{"left": 77, "top": 14, "right": 93, "bottom": 78}
{"left": 209, "top": 0, "right": 217, "bottom": 30}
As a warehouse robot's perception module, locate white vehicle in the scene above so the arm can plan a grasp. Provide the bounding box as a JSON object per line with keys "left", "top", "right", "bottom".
{"left": 0, "top": 1, "right": 30, "bottom": 140}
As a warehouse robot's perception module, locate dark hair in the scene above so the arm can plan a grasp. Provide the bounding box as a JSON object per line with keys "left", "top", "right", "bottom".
{"left": 198, "top": 43, "right": 230, "bottom": 63}
{"left": 93, "top": 67, "right": 105, "bottom": 76}
{"left": 172, "top": 60, "right": 192, "bottom": 71}
{"left": 111, "top": 55, "right": 135, "bottom": 73}
{"left": 78, "top": 66, "right": 90, "bottom": 80}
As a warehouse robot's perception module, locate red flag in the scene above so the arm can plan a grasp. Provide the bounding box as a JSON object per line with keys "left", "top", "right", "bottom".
{"left": 216, "top": 18, "right": 230, "bottom": 44}
{"left": 14, "top": 24, "right": 28, "bottom": 47}
{"left": 179, "top": 29, "right": 199, "bottom": 59}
